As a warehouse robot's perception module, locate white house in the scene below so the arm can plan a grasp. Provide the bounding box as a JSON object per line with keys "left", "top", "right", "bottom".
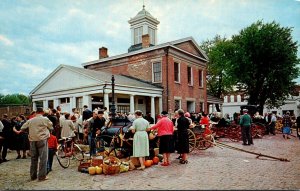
{"left": 222, "top": 93, "right": 300, "bottom": 118}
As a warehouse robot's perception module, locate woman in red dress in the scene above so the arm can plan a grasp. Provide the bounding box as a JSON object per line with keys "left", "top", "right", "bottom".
{"left": 200, "top": 113, "right": 211, "bottom": 138}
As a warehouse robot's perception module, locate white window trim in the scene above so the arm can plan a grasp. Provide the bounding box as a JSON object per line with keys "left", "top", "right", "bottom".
{"left": 148, "top": 27, "right": 155, "bottom": 45}
{"left": 152, "top": 61, "right": 162, "bottom": 83}
{"left": 188, "top": 66, "right": 193, "bottom": 86}
{"left": 134, "top": 26, "right": 143, "bottom": 44}
{"left": 199, "top": 69, "right": 203, "bottom": 88}
{"left": 186, "top": 100, "right": 195, "bottom": 113}
{"left": 174, "top": 99, "right": 182, "bottom": 110}
{"left": 174, "top": 61, "right": 181, "bottom": 83}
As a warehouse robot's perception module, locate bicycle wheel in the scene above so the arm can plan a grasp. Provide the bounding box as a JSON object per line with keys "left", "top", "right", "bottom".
{"left": 56, "top": 145, "right": 70, "bottom": 168}
{"left": 188, "top": 129, "right": 196, "bottom": 152}
{"left": 73, "top": 144, "right": 84, "bottom": 161}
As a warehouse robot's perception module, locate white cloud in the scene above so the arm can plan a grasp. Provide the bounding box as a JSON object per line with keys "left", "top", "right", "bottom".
{"left": 0, "top": 35, "right": 14, "bottom": 46}
{"left": 18, "top": 63, "right": 52, "bottom": 78}
{"left": 0, "top": 89, "right": 11, "bottom": 95}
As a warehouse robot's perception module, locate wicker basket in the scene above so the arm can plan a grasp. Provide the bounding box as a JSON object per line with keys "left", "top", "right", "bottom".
{"left": 78, "top": 161, "right": 91, "bottom": 172}
{"left": 91, "top": 156, "right": 103, "bottom": 167}
{"left": 103, "top": 156, "right": 121, "bottom": 175}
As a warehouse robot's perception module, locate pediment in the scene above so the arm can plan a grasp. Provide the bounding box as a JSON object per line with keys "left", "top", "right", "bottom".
{"left": 33, "top": 66, "right": 101, "bottom": 94}
{"left": 174, "top": 41, "right": 204, "bottom": 58}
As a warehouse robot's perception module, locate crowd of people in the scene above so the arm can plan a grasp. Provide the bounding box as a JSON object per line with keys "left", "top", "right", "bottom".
{"left": 0, "top": 105, "right": 299, "bottom": 180}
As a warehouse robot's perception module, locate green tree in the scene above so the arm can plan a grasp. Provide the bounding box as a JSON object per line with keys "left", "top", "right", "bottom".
{"left": 229, "top": 20, "right": 299, "bottom": 113}
{"left": 0, "top": 93, "right": 31, "bottom": 106}
{"left": 200, "top": 35, "right": 236, "bottom": 111}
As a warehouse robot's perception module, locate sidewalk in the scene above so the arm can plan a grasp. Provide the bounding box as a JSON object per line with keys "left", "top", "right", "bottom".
{"left": 0, "top": 133, "right": 299, "bottom": 190}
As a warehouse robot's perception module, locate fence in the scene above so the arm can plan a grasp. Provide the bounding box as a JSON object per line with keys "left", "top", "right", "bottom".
{"left": 0, "top": 105, "right": 32, "bottom": 119}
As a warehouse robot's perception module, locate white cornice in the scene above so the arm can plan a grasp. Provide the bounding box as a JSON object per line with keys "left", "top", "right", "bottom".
{"left": 82, "top": 37, "right": 208, "bottom": 67}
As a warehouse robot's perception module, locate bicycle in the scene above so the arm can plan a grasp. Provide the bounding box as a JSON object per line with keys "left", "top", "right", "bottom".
{"left": 56, "top": 136, "right": 85, "bottom": 168}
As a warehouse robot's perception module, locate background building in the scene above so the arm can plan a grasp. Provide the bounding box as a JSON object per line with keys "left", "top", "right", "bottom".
{"left": 29, "top": 6, "right": 209, "bottom": 120}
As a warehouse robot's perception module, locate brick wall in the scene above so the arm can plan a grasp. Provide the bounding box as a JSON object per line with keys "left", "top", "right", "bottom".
{"left": 174, "top": 41, "right": 201, "bottom": 57}
{"left": 85, "top": 45, "right": 207, "bottom": 113}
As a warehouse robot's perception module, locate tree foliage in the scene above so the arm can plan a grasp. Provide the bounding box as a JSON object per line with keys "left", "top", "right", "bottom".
{"left": 229, "top": 21, "right": 299, "bottom": 112}
{"left": 200, "top": 35, "right": 236, "bottom": 111}
{"left": 201, "top": 21, "right": 299, "bottom": 114}
{"left": 0, "top": 93, "right": 31, "bottom": 106}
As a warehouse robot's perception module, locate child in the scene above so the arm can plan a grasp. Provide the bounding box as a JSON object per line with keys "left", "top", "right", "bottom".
{"left": 47, "top": 130, "right": 58, "bottom": 174}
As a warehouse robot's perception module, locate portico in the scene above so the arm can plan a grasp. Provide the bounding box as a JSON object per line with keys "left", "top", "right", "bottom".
{"left": 30, "top": 65, "right": 163, "bottom": 121}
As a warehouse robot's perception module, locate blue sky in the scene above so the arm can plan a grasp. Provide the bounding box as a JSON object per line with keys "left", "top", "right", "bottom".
{"left": 0, "top": 0, "right": 299, "bottom": 95}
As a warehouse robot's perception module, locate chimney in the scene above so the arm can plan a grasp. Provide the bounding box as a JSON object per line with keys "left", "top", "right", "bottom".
{"left": 99, "top": 47, "right": 108, "bottom": 59}
{"left": 142, "top": 34, "right": 150, "bottom": 48}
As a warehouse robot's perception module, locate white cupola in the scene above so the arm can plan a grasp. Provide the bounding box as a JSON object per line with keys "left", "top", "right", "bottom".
{"left": 128, "top": 5, "right": 160, "bottom": 52}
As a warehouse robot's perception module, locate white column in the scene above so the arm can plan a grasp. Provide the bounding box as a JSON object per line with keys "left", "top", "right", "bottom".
{"left": 43, "top": 100, "right": 48, "bottom": 110}
{"left": 151, "top": 96, "right": 155, "bottom": 122}
{"left": 54, "top": 98, "right": 59, "bottom": 109}
{"left": 230, "top": 95, "right": 234, "bottom": 102}
{"left": 158, "top": 97, "right": 163, "bottom": 114}
{"left": 130, "top": 95, "right": 135, "bottom": 113}
{"left": 32, "top": 102, "right": 37, "bottom": 111}
{"left": 70, "top": 96, "right": 76, "bottom": 110}
{"left": 104, "top": 93, "right": 109, "bottom": 111}
{"left": 83, "top": 95, "right": 92, "bottom": 109}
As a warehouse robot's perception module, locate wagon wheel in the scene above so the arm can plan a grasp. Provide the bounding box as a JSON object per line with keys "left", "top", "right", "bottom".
{"left": 253, "top": 122, "right": 266, "bottom": 137}
{"left": 188, "top": 129, "right": 196, "bottom": 152}
{"left": 228, "top": 126, "right": 242, "bottom": 142}
{"left": 251, "top": 124, "right": 262, "bottom": 138}
{"left": 197, "top": 134, "right": 213, "bottom": 150}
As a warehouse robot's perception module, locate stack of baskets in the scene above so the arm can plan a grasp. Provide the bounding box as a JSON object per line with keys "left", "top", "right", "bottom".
{"left": 103, "top": 156, "right": 121, "bottom": 175}
{"left": 91, "top": 156, "right": 103, "bottom": 167}
{"left": 78, "top": 160, "right": 91, "bottom": 172}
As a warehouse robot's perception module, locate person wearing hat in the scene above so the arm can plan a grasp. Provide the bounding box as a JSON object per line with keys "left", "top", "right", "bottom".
{"left": 282, "top": 111, "right": 292, "bottom": 139}
{"left": 144, "top": 112, "right": 154, "bottom": 124}
{"left": 17, "top": 107, "right": 53, "bottom": 181}
{"left": 239, "top": 109, "right": 253, "bottom": 145}
{"left": 149, "top": 111, "right": 174, "bottom": 166}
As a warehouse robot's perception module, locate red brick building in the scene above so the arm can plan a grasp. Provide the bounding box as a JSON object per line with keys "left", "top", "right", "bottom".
{"left": 30, "top": 6, "right": 208, "bottom": 120}
{"left": 83, "top": 6, "right": 208, "bottom": 114}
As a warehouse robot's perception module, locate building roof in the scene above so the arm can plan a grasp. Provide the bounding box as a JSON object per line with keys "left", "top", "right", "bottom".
{"left": 82, "top": 36, "right": 208, "bottom": 67}
{"left": 207, "top": 94, "right": 223, "bottom": 104}
{"left": 30, "top": 64, "right": 163, "bottom": 95}
{"left": 128, "top": 6, "right": 160, "bottom": 25}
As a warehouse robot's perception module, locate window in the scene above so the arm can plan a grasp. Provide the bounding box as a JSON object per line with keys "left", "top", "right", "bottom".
{"left": 175, "top": 100, "right": 181, "bottom": 110}
{"left": 148, "top": 27, "right": 155, "bottom": 45}
{"left": 187, "top": 101, "right": 195, "bottom": 113}
{"left": 76, "top": 97, "right": 83, "bottom": 113}
{"left": 199, "top": 69, "right": 203, "bottom": 87}
{"left": 174, "top": 62, "right": 180, "bottom": 82}
{"left": 48, "top": 100, "right": 54, "bottom": 109}
{"left": 134, "top": 27, "right": 143, "bottom": 44}
{"left": 187, "top": 66, "right": 193, "bottom": 85}
{"left": 117, "top": 98, "right": 130, "bottom": 103}
{"left": 199, "top": 102, "right": 204, "bottom": 113}
{"left": 35, "top": 101, "right": 43, "bottom": 108}
{"left": 60, "top": 97, "right": 70, "bottom": 104}
{"left": 153, "top": 62, "right": 162, "bottom": 83}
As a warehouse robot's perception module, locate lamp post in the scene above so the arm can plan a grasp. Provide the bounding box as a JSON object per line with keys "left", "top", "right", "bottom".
{"left": 110, "top": 75, "right": 116, "bottom": 119}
